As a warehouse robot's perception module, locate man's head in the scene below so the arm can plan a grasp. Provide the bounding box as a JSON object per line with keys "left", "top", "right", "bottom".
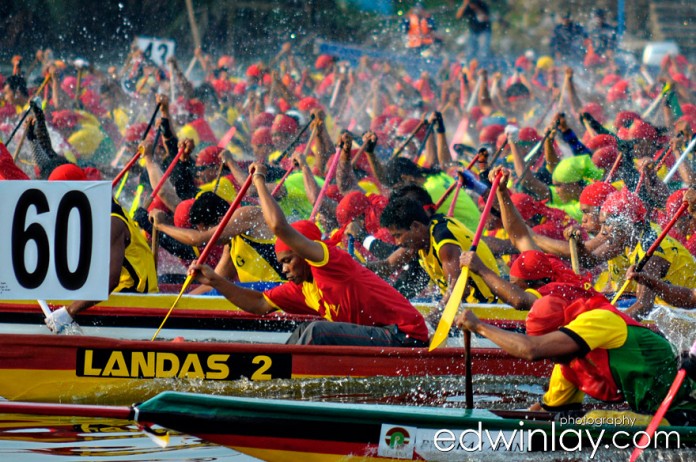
{"left": 380, "top": 197, "right": 431, "bottom": 250}
{"left": 384, "top": 157, "right": 434, "bottom": 188}
{"left": 195, "top": 146, "right": 223, "bottom": 184}
{"left": 578, "top": 181, "right": 617, "bottom": 234}
{"left": 599, "top": 189, "right": 646, "bottom": 245}
{"left": 3, "top": 75, "right": 28, "bottom": 105}
{"left": 552, "top": 155, "right": 604, "bottom": 203}
{"left": 274, "top": 220, "right": 322, "bottom": 284}
{"left": 189, "top": 192, "right": 229, "bottom": 230}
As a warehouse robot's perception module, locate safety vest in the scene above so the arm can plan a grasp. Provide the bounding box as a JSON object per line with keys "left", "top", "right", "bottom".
{"left": 407, "top": 14, "right": 433, "bottom": 48}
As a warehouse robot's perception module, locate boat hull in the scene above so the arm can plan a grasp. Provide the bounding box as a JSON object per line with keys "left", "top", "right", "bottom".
{"left": 0, "top": 333, "right": 551, "bottom": 404}
{"left": 136, "top": 392, "right": 696, "bottom": 461}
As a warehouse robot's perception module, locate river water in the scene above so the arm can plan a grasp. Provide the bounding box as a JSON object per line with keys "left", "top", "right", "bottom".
{"left": 1, "top": 375, "right": 693, "bottom": 461}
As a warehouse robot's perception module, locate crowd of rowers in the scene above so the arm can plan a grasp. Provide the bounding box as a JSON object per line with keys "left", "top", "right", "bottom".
{"left": 1, "top": 43, "right": 695, "bottom": 419}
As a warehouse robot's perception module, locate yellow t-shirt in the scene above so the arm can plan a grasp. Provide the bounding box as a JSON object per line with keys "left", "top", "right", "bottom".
{"left": 419, "top": 214, "right": 499, "bottom": 303}
{"left": 542, "top": 310, "right": 627, "bottom": 408}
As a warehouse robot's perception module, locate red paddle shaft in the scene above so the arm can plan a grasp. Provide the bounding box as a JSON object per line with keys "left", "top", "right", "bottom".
{"left": 197, "top": 172, "right": 254, "bottom": 265}
{"left": 151, "top": 145, "right": 185, "bottom": 199}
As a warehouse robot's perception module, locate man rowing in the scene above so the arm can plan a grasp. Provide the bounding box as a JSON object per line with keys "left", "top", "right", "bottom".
{"left": 455, "top": 296, "right": 696, "bottom": 421}
{"left": 189, "top": 162, "right": 429, "bottom": 347}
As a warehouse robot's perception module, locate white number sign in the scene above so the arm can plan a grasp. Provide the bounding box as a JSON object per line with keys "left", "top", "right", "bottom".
{"left": 0, "top": 182, "right": 111, "bottom": 300}
{"left": 136, "top": 36, "right": 176, "bottom": 67}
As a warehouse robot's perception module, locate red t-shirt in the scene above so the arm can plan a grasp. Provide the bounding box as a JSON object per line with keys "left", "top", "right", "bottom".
{"left": 263, "top": 242, "right": 429, "bottom": 342}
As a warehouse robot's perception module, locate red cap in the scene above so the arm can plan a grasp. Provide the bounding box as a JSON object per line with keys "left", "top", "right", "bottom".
{"left": 510, "top": 193, "right": 546, "bottom": 221}
{"left": 82, "top": 166, "right": 102, "bottom": 181}
{"left": 233, "top": 82, "right": 247, "bottom": 96}
{"left": 212, "top": 78, "right": 233, "bottom": 96}
{"left": 61, "top": 76, "right": 77, "bottom": 98}
{"left": 336, "top": 191, "right": 369, "bottom": 227}
{"left": 584, "top": 52, "right": 604, "bottom": 68}
{"left": 518, "top": 127, "right": 542, "bottom": 143}
{"left": 51, "top": 110, "right": 80, "bottom": 131}
{"left": 251, "top": 127, "right": 273, "bottom": 146}
{"left": 271, "top": 114, "right": 298, "bottom": 135}
{"left": 479, "top": 124, "right": 505, "bottom": 144}
{"left": 396, "top": 118, "right": 426, "bottom": 141}
{"left": 579, "top": 181, "right": 617, "bottom": 207}
{"left": 253, "top": 112, "right": 275, "bottom": 129}
{"left": 48, "top": 164, "right": 87, "bottom": 181}
{"left": 314, "top": 54, "right": 334, "bottom": 70}
{"left": 370, "top": 114, "right": 389, "bottom": 132}
{"left": 606, "top": 80, "right": 629, "bottom": 102}
{"left": 217, "top": 55, "right": 234, "bottom": 70}
{"left": 246, "top": 64, "right": 261, "bottom": 78}
{"left": 509, "top": 250, "right": 553, "bottom": 280}
{"left": 298, "top": 97, "right": 322, "bottom": 112}
{"left": 174, "top": 198, "right": 196, "bottom": 229}
{"left": 613, "top": 111, "right": 641, "bottom": 130}
{"left": 195, "top": 146, "right": 223, "bottom": 167}
{"left": 591, "top": 145, "right": 620, "bottom": 169}
{"left": 580, "top": 102, "right": 604, "bottom": 124}
{"left": 663, "top": 189, "right": 688, "bottom": 222}
{"left": 600, "top": 74, "right": 622, "bottom": 87}
{"left": 275, "top": 220, "right": 322, "bottom": 254}
{"left": 585, "top": 134, "right": 617, "bottom": 151}
{"left": 624, "top": 120, "right": 657, "bottom": 141}
{"left": 601, "top": 188, "right": 646, "bottom": 222}
{"left": 514, "top": 55, "right": 530, "bottom": 69}
{"left": 469, "top": 106, "right": 484, "bottom": 121}
{"left": 681, "top": 103, "right": 696, "bottom": 118}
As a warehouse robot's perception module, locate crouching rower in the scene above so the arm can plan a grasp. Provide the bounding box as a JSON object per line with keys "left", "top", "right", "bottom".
{"left": 44, "top": 165, "right": 159, "bottom": 333}
{"left": 455, "top": 295, "right": 696, "bottom": 422}
{"left": 190, "top": 162, "right": 429, "bottom": 347}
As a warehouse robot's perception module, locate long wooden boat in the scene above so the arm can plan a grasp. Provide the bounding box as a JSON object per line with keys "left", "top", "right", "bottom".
{"left": 2, "top": 391, "right": 694, "bottom": 461}
{"left": 0, "top": 333, "right": 552, "bottom": 404}
{"left": 0, "top": 293, "right": 529, "bottom": 343}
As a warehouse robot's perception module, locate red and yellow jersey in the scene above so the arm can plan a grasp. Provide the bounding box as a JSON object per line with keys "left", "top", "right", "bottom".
{"left": 263, "top": 242, "right": 428, "bottom": 342}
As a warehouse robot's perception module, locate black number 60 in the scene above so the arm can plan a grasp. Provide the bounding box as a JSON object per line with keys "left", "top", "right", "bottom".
{"left": 12, "top": 189, "right": 93, "bottom": 290}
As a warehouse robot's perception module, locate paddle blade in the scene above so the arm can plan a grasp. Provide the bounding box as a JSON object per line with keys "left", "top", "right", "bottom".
{"left": 429, "top": 267, "right": 470, "bottom": 351}
{"left": 151, "top": 274, "right": 194, "bottom": 341}
{"left": 611, "top": 279, "right": 631, "bottom": 306}
{"left": 629, "top": 369, "right": 687, "bottom": 462}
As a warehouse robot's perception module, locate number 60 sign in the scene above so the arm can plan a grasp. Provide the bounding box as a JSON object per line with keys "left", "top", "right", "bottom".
{"left": 0, "top": 182, "right": 111, "bottom": 300}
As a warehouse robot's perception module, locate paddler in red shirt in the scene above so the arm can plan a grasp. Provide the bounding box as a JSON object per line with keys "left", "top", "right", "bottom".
{"left": 189, "top": 162, "right": 429, "bottom": 347}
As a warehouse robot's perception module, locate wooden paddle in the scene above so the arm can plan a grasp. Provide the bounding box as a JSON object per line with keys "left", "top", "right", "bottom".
{"left": 151, "top": 170, "right": 255, "bottom": 341}
{"left": 629, "top": 339, "right": 696, "bottom": 462}
{"left": 569, "top": 235, "right": 581, "bottom": 275}
{"left": 611, "top": 202, "right": 688, "bottom": 305}
{"left": 151, "top": 228, "right": 159, "bottom": 271}
{"left": 430, "top": 170, "right": 503, "bottom": 351}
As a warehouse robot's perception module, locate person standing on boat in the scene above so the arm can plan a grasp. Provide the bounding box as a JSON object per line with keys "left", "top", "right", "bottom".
{"left": 455, "top": 296, "right": 696, "bottom": 419}
{"left": 188, "top": 163, "right": 429, "bottom": 347}
{"left": 45, "top": 165, "right": 159, "bottom": 333}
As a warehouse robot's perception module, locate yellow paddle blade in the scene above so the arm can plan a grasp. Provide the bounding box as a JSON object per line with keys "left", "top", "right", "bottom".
{"left": 429, "top": 266, "right": 470, "bottom": 351}
{"left": 151, "top": 274, "right": 194, "bottom": 341}
{"left": 611, "top": 279, "right": 631, "bottom": 306}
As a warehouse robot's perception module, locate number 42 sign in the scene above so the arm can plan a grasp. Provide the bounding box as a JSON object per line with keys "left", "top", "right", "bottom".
{"left": 0, "top": 182, "right": 111, "bottom": 300}
{"left": 136, "top": 36, "right": 176, "bottom": 67}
